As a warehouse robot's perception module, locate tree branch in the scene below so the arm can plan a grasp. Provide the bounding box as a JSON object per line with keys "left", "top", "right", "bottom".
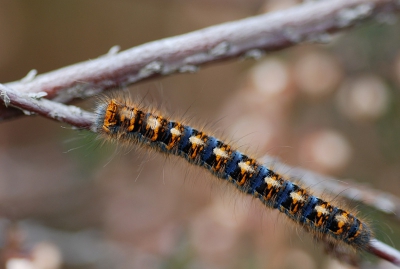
{"left": 1, "top": 0, "right": 399, "bottom": 121}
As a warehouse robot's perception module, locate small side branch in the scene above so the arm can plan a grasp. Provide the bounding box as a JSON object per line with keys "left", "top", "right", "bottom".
{"left": 1, "top": 0, "right": 399, "bottom": 121}
{"left": 0, "top": 84, "right": 93, "bottom": 129}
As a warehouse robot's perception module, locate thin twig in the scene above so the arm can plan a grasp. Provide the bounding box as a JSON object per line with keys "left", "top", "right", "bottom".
{"left": 0, "top": 84, "right": 93, "bottom": 129}
{"left": 369, "top": 239, "right": 400, "bottom": 267}
{"left": 1, "top": 0, "right": 399, "bottom": 121}
{"left": 0, "top": 84, "right": 399, "bottom": 267}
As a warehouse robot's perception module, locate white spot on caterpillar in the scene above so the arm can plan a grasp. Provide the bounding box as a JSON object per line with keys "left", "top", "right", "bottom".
{"left": 290, "top": 192, "right": 305, "bottom": 202}
{"left": 147, "top": 116, "right": 160, "bottom": 130}
{"left": 335, "top": 214, "right": 348, "bottom": 223}
{"left": 120, "top": 109, "right": 134, "bottom": 119}
{"left": 264, "top": 176, "right": 281, "bottom": 187}
{"left": 170, "top": 128, "right": 181, "bottom": 136}
{"left": 238, "top": 162, "right": 255, "bottom": 173}
{"left": 189, "top": 136, "right": 205, "bottom": 146}
{"left": 213, "top": 148, "right": 229, "bottom": 158}
{"left": 315, "top": 205, "right": 330, "bottom": 215}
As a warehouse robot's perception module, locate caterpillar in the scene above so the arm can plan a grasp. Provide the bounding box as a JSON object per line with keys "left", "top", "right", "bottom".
{"left": 93, "top": 95, "right": 373, "bottom": 253}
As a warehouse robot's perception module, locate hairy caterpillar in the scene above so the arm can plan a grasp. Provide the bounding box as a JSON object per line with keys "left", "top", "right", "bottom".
{"left": 93, "top": 95, "right": 373, "bottom": 253}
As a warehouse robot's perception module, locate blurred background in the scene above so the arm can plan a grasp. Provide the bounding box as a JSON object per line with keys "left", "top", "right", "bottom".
{"left": 0, "top": 0, "right": 400, "bottom": 268}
